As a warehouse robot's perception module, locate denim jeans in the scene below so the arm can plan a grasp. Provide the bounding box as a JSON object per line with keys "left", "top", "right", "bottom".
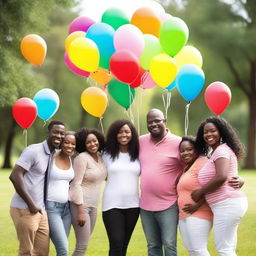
{"left": 140, "top": 203, "right": 179, "bottom": 256}
{"left": 46, "top": 201, "right": 71, "bottom": 256}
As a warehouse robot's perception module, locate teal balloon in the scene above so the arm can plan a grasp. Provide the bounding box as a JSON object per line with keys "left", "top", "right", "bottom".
{"left": 33, "top": 88, "right": 60, "bottom": 121}
{"left": 176, "top": 64, "right": 205, "bottom": 101}
{"left": 108, "top": 79, "right": 135, "bottom": 109}
{"left": 165, "top": 79, "right": 176, "bottom": 91}
{"left": 101, "top": 8, "right": 129, "bottom": 30}
{"left": 86, "top": 22, "right": 115, "bottom": 69}
{"left": 160, "top": 17, "right": 189, "bottom": 57}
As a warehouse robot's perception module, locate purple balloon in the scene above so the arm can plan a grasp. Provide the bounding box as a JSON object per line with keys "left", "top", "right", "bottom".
{"left": 69, "top": 16, "right": 95, "bottom": 34}
{"left": 64, "top": 53, "right": 90, "bottom": 77}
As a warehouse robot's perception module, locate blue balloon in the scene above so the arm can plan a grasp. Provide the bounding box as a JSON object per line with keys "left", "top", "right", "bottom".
{"left": 165, "top": 79, "right": 176, "bottom": 91}
{"left": 86, "top": 22, "right": 115, "bottom": 69}
{"left": 176, "top": 64, "right": 205, "bottom": 101}
{"left": 33, "top": 88, "right": 60, "bottom": 121}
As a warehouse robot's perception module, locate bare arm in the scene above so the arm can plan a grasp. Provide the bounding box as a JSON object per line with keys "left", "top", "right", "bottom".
{"left": 9, "top": 165, "right": 42, "bottom": 214}
{"left": 191, "top": 157, "right": 229, "bottom": 202}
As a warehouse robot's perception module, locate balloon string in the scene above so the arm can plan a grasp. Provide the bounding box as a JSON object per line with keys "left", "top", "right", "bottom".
{"left": 98, "top": 117, "right": 104, "bottom": 135}
{"left": 141, "top": 70, "right": 148, "bottom": 84}
{"left": 23, "top": 129, "right": 28, "bottom": 148}
{"left": 128, "top": 85, "right": 135, "bottom": 124}
{"left": 185, "top": 101, "right": 191, "bottom": 136}
{"left": 43, "top": 120, "right": 47, "bottom": 127}
{"left": 162, "top": 90, "right": 171, "bottom": 120}
{"left": 137, "top": 88, "right": 143, "bottom": 136}
{"left": 87, "top": 77, "right": 96, "bottom": 87}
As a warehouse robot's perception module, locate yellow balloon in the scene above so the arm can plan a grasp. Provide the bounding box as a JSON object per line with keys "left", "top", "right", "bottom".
{"left": 149, "top": 53, "right": 178, "bottom": 88}
{"left": 81, "top": 87, "right": 108, "bottom": 117}
{"left": 65, "top": 31, "right": 86, "bottom": 52}
{"left": 174, "top": 45, "right": 203, "bottom": 69}
{"left": 68, "top": 37, "right": 99, "bottom": 72}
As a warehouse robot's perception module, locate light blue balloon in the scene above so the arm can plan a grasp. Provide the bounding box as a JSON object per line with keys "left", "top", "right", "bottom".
{"left": 165, "top": 79, "right": 176, "bottom": 91}
{"left": 86, "top": 22, "right": 115, "bottom": 69}
{"left": 33, "top": 88, "right": 60, "bottom": 121}
{"left": 176, "top": 64, "right": 205, "bottom": 101}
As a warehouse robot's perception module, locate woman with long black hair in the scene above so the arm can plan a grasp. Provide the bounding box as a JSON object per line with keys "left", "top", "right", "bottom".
{"left": 102, "top": 119, "right": 140, "bottom": 256}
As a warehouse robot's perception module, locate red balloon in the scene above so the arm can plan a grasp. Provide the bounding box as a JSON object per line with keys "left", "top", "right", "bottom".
{"left": 12, "top": 98, "right": 38, "bottom": 128}
{"left": 110, "top": 50, "right": 140, "bottom": 83}
{"left": 204, "top": 81, "right": 231, "bottom": 115}
{"left": 130, "top": 67, "right": 146, "bottom": 88}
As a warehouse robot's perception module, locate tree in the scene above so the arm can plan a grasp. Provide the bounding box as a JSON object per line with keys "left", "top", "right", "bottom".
{"left": 164, "top": 0, "right": 256, "bottom": 168}
{"left": 0, "top": 0, "right": 74, "bottom": 168}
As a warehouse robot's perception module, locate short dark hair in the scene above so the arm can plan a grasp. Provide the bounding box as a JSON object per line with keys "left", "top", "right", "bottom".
{"left": 105, "top": 119, "right": 139, "bottom": 161}
{"left": 75, "top": 128, "right": 105, "bottom": 153}
{"left": 48, "top": 120, "right": 65, "bottom": 131}
{"left": 195, "top": 116, "right": 245, "bottom": 159}
{"left": 179, "top": 136, "right": 196, "bottom": 151}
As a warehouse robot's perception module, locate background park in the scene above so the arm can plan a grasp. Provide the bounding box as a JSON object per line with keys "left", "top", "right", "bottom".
{"left": 0, "top": 0, "right": 256, "bottom": 255}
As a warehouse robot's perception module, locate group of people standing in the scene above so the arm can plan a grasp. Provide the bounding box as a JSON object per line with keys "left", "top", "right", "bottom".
{"left": 9, "top": 109, "right": 247, "bottom": 256}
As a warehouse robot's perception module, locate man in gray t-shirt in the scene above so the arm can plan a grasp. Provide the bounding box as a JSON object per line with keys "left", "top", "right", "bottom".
{"left": 9, "top": 120, "right": 65, "bottom": 256}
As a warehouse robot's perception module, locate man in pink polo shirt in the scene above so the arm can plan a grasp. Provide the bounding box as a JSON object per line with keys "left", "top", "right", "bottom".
{"left": 139, "top": 109, "right": 184, "bottom": 256}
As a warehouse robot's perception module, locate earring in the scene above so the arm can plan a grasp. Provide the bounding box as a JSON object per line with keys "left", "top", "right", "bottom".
{"left": 220, "top": 137, "right": 223, "bottom": 144}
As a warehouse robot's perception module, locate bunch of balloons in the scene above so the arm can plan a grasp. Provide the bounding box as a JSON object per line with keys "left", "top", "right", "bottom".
{"left": 63, "top": 5, "right": 206, "bottom": 117}
{"left": 12, "top": 88, "right": 60, "bottom": 129}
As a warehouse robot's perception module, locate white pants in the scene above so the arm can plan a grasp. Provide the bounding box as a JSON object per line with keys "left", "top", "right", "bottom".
{"left": 179, "top": 217, "right": 212, "bottom": 256}
{"left": 210, "top": 197, "right": 248, "bottom": 256}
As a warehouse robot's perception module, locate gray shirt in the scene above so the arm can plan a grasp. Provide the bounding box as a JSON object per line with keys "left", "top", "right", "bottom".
{"left": 10, "top": 140, "right": 51, "bottom": 209}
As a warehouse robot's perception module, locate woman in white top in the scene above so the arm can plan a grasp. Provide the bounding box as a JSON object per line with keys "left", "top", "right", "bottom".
{"left": 69, "top": 128, "right": 107, "bottom": 256}
{"left": 102, "top": 119, "right": 140, "bottom": 256}
{"left": 46, "top": 131, "right": 76, "bottom": 256}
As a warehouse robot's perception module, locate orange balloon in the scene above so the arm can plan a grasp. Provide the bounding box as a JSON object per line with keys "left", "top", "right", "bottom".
{"left": 131, "top": 8, "right": 161, "bottom": 37}
{"left": 90, "top": 67, "right": 112, "bottom": 85}
{"left": 65, "top": 31, "right": 86, "bottom": 52}
{"left": 20, "top": 34, "right": 47, "bottom": 66}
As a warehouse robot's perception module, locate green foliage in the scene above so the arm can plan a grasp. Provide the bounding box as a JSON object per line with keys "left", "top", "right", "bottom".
{"left": 0, "top": 0, "right": 74, "bottom": 106}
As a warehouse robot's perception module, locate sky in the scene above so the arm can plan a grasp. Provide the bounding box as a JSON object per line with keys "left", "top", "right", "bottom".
{"left": 77, "top": 0, "right": 167, "bottom": 21}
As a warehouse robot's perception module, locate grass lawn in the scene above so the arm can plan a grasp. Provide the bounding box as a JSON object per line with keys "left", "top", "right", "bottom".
{"left": 1, "top": 169, "right": 255, "bottom": 255}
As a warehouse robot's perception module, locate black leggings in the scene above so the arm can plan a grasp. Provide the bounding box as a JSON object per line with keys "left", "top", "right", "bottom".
{"left": 103, "top": 207, "right": 140, "bottom": 256}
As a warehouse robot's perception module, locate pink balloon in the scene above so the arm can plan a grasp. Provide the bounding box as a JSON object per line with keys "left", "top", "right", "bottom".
{"left": 69, "top": 16, "right": 95, "bottom": 34}
{"left": 140, "top": 71, "right": 157, "bottom": 89}
{"left": 204, "top": 81, "right": 231, "bottom": 115}
{"left": 64, "top": 52, "right": 90, "bottom": 77}
{"left": 114, "top": 24, "right": 144, "bottom": 57}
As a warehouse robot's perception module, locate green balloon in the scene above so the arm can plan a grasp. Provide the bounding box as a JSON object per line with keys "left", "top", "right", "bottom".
{"left": 101, "top": 8, "right": 129, "bottom": 30}
{"left": 108, "top": 79, "right": 135, "bottom": 109}
{"left": 139, "top": 34, "right": 163, "bottom": 70}
{"left": 160, "top": 17, "right": 189, "bottom": 57}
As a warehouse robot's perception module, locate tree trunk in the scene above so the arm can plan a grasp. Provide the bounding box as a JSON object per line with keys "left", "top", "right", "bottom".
{"left": 2, "top": 117, "right": 17, "bottom": 169}
{"left": 245, "top": 60, "right": 256, "bottom": 169}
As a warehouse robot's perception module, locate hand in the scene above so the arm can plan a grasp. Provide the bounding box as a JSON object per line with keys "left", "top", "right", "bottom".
{"left": 228, "top": 176, "right": 244, "bottom": 189}
{"left": 182, "top": 203, "right": 199, "bottom": 214}
{"left": 28, "top": 204, "right": 42, "bottom": 215}
{"left": 191, "top": 189, "right": 204, "bottom": 202}
{"left": 77, "top": 212, "right": 86, "bottom": 227}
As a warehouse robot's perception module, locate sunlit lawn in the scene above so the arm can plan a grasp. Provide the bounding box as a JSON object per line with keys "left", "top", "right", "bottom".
{"left": 1, "top": 169, "right": 255, "bottom": 255}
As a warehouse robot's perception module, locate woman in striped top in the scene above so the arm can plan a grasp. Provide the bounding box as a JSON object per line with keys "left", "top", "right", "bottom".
{"left": 192, "top": 116, "right": 247, "bottom": 256}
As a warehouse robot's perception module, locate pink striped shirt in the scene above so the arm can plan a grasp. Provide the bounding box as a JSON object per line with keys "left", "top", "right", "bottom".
{"left": 198, "top": 143, "right": 244, "bottom": 205}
